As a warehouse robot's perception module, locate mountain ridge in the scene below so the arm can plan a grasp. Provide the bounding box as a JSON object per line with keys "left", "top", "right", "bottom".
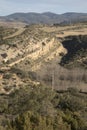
{"left": 1, "top": 12, "right": 87, "bottom": 24}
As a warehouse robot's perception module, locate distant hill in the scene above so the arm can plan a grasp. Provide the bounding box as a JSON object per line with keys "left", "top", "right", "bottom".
{"left": 0, "top": 12, "right": 87, "bottom": 24}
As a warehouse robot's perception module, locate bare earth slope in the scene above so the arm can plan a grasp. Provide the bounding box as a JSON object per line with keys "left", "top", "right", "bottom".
{"left": 0, "top": 23, "right": 87, "bottom": 94}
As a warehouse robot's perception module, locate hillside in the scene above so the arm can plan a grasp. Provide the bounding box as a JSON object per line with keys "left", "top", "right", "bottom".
{"left": 60, "top": 35, "right": 87, "bottom": 68}
{"left": 0, "top": 23, "right": 87, "bottom": 94}
{"left": 0, "top": 85, "right": 87, "bottom": 130}
{"left": 1, "top": 12, "right": 87, "bottom": 24}
{"left": 0, "top": 23, "right": 87, "bottom": 130}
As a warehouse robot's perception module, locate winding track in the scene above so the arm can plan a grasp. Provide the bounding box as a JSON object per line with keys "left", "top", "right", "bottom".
{"left": 3, "top": 28, "right": 25, "bottom": 39}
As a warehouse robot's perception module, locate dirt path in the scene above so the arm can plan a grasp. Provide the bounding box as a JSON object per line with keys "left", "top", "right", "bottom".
{"left": 4, "top": 28, "right": 25, "bottom": 39}
{"left": 56, "top": 28, "right": 87, "bottom": 38}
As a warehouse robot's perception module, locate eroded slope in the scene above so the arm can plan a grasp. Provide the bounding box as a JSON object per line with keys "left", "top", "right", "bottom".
{"left": 60, "top": 35, "right": 87, "bottom": 68}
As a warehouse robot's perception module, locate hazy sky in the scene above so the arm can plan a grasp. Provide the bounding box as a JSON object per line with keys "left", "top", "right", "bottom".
{"left": 0, "top": 0, "right": 87, "bottom": 16}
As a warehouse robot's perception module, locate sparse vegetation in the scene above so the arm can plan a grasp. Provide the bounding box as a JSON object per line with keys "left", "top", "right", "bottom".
{"left": 0, "top": 23, "right": 87, "bottom": 130}
{"left": 0, "top": 85, "right": 87, "bottom": 130}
